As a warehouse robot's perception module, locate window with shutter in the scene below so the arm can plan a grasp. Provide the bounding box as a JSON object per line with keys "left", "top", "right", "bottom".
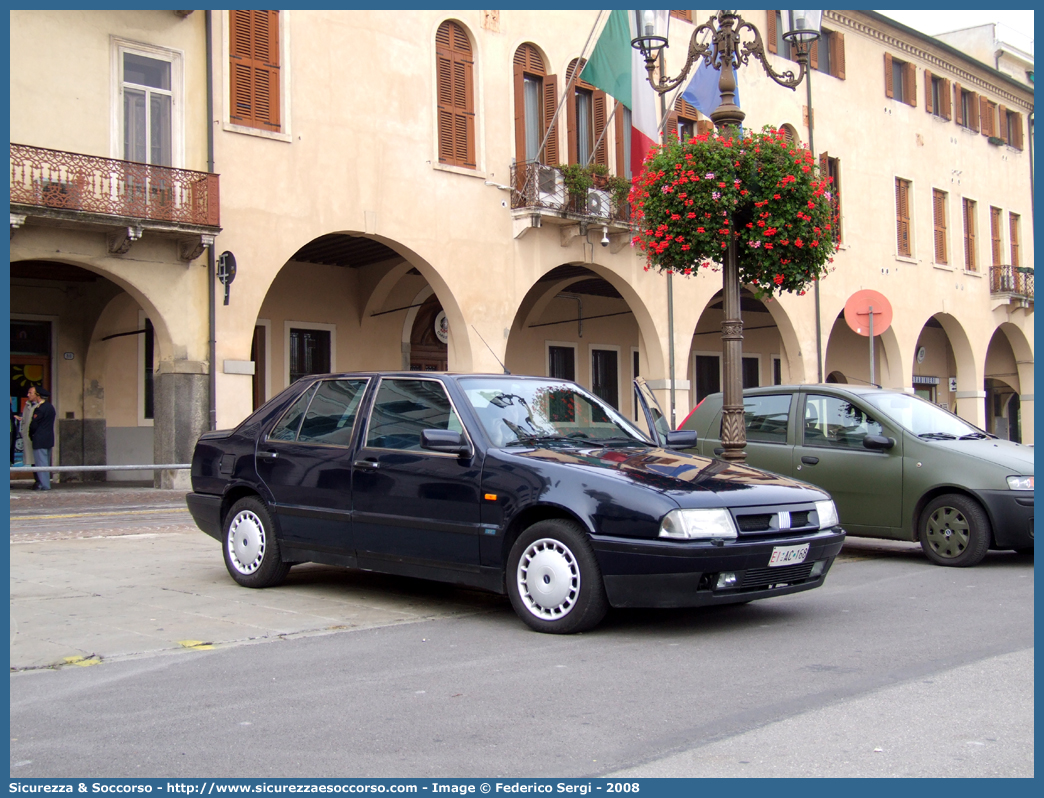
{"left": 670, "top": 11, "right": 693, "bottom": 23}
{"left": 436, "top": 21, "right": 476, "bottom": 169}
{"left": 963, "top": 198, "right": 977, "bottom": 272}
{"left": 814, "top": 29, "right": 845, "bottom": 78}
{"left": 229, "top": 10, "right": 281, "bottom": 133}
{"left": 885, "top": 54, "right": 915, "bottom": 105}
{"left": 932, "top": 189, "right": 947, "bottom": 264}
{"left": 566, "top": 59, "right": 607, "bottom": 167}
{"left": 669, "top": 98, "right": 700, "bottom": 142}
{"left": 895, "top": 178, "right": 911, "bottom": 257}
{"left": 990, "top": 206, "right": 1003, "bottom": 266}
{"left": 1009, "top": 213, "right": 1020, "bottom": 269}
{"left": 513, "top": 44, "right": 555, "bottom": 167}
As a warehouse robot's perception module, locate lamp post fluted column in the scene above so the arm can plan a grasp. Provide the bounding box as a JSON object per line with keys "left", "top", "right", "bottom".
{"left": 631, "top": 9, "right": 821, "bottom": 464}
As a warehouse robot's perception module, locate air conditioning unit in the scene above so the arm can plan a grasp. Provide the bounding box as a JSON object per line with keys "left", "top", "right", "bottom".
{"left": 537, "top": 166, "right": 564, "bottom": 206}
{"left": 587, "top": 188, "right": 612, "bottom": 219}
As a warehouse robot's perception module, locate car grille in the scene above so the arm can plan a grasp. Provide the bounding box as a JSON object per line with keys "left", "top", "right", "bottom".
{"left": 739, "top": 562, "right": 815, "bottom": 588}
{"left": 732, "top": 508, "right": 816, "bottom": 537}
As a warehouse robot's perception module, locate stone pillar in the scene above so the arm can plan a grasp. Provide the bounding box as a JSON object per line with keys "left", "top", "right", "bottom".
{"left": 153, "top": 363, "right": 209, "bottom": 490}
{"left": 1018, "top": 395, "right": 1033, "bottom": 444}
{"left": 955, "top": 390, "right": 987, "bottom": 431}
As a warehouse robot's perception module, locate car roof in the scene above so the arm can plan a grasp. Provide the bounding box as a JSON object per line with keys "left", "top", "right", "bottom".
{"left": 742, "top": 384, "right": 897, "bottom": 396}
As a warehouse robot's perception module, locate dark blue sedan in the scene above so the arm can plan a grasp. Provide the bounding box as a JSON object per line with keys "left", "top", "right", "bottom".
{"left": 187, "top": 373, "right": 845, "bottom": 633}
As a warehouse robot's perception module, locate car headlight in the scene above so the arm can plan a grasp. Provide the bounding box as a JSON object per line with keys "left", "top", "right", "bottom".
{"left": 1006, "top": 475, "right": 1034, "bottom": 491}
{"left": 814, "top": 500, "right": 839, "bottom": 529}
{"left": 659, "top": 508, "right": 738, "bottom": 540}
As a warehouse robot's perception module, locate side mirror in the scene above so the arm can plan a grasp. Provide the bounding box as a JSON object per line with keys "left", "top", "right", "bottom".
{"left": 421, "top": 429, "right": 472, "bottom": 456}
{"left": 863, "top": 434, "right": 895, "bottom": 451}
{"left": 664, "top": 430, "right": 698, "bottom": 450}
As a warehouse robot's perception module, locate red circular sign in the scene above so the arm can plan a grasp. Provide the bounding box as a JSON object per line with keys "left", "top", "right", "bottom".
{"left": 844, "top": 289, "right": 893, "bottom": 337}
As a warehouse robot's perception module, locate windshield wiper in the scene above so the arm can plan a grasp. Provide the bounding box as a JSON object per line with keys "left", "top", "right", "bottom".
{"left": 958, "top": 432, "right": 990, "bottom": 440}
{"left": 505, "top": 433, "right": 572, "bottom": 447}
{"left": 588, "top": 436, "right": 644, "bottom": 447}
{"left": 918, "top": 432, "right": 958, "bottom": 440}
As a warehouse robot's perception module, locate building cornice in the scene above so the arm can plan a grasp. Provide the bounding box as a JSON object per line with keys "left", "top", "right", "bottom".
{"left": 827, "top": 10, "right": 1033, "bottom": 111}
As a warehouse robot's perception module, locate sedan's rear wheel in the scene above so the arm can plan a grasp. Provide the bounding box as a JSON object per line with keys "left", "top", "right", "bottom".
{"left": 507, "top": 519, "right": 607, "bottom": 634}
{"left": 223, "top": 497, "right": 291, "bottom": 588}
{"left": 918, "top": 494, "right": 990, "bottom": 567}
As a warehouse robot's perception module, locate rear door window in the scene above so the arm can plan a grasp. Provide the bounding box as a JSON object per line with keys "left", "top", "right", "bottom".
{"left": 743, "top": 394, "right": 792, "bottom": 443}
{"left": 297, "top": 379, "right": 369, "bottom": 446}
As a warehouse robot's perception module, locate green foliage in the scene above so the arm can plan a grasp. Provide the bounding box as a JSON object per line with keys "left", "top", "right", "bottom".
{"left": 630, "top": 126, "right": 838, "bottom": 297}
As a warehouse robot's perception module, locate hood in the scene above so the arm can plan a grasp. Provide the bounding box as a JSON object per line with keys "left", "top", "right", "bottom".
{"left": 922, "top": 437, "right": 1034, "bottom": 473}
{"left": 508, "top": 444, "right": 829, "bottom": 507}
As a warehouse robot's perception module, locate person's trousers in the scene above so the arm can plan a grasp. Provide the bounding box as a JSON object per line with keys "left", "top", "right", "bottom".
{"left": 33, "top": 447, "right": 51, "bottom": 489}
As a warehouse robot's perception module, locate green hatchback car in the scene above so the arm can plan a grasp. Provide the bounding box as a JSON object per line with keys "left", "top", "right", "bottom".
{"left": 680, "top": 385, "right": 1034, "bottom": 567}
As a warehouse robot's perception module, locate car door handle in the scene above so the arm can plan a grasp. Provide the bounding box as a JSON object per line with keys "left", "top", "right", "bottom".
{"left": 353, "top": 459, "right": 380, "bottom": 470}
{"left": 801, "top": 456, "right": 820, "bottom": 465}
{"left": 257, "top": 450, "right": 278, "bottom": 460}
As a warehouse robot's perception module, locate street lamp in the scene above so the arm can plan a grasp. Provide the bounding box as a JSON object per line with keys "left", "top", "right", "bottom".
{"left": 631, "top": 10, "right": 821, "bottom": 463}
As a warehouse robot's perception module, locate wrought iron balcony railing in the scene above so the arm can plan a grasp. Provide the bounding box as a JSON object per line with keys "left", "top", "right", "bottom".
{"left": 990, "top": 263, "right": 1034, "bottom": 301}
{"left": 10, "top": 143, "right": 219, "bottom": 229}
{"left": 510, "top": 161, "right": 630, "bottom": 225}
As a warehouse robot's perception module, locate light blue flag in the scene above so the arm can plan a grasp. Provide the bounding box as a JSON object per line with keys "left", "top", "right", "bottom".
{"left": 681, "top": 59, "right": 741, "bottom": 117}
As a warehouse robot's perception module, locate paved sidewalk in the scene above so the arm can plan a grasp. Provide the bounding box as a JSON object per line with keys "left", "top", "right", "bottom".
{"left": 10, "top": 480, "right": 187, "bottom": 514}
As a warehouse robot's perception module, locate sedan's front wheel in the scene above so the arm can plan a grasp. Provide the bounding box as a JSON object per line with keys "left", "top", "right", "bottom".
{"left": 507, "top": 519, "right": 608, "bottom": 634}
{"left": 918, "top": 494, "right": 990, "bottom": 567}
{"left": 222, "top": 497, "right": 291, "bottom": 588}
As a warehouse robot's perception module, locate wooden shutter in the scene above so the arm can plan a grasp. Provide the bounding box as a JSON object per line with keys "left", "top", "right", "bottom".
{"left": 904, "top": 62, "right": 917, "bottom": 107}
{"left": 932, "top": 189, "right": 947, "bottom": 264}
{"left": 1009, "top": 213, "right": 1020, "bottom": 268}
{"left": 513, "top": 44, "right": 546, "bottom": 168}
{"left": 884, "top": 53, "right": 893, "bottom": 98}
{"left": 543, "top": 76, "right": 559, "bottom": 164}
{"left": 924, "top": 70, "right": 933, "bottom": 114}
{"left": 809, "top": 37, "right": 818, "bottom": 70}
{"left": 990, "top": 207, "right": 1002, "bottom": 266}
{"left": 833, "top": 31, "right": 845, "bottom": 79}
{"left": 998, "top": 105, "right": 1008, "bottom": 143}
{"left": 229, "top": 10, "right": 281, "bottom": 132}
{"left": 969, "top": 91, "right": 979, "bottom": 132}
{"left": 436, "top": 22, "right": 476, "bottom": 169}
{"left": 953, "top": 82, "right": 962, "bottom": 125}
{"left": 940, "top": 78, "right": 952, "bottom": 120}
{"left": 670, "top": 11, "right": 692, "bottom": 23}
{"left": 895, "top": 179, "right": 910, "bottom": 257}
{"left": 614, "top": 102, "right": 626, "bottom": 176}
{"left": 963, "top": 200, "right": 976, "bottom": 272}
{"left": 593, "top": 90, "right": 608, "bottom": 166}
{"left": 696, "top": 120, "right": 714, "bottom": 136}
{"left": 979, "top": 96, "right": 991, "bottom": 136}
{"left": 1010, "top": 112, "right": 1023, "bottom": 149}
{"left": 767, "top": 11, "right": 778, "bottom": 54}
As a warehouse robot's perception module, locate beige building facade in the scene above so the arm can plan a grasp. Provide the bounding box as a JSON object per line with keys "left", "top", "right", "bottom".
{"left": 9, "top": 10, "right": 1034, "bottom": 487}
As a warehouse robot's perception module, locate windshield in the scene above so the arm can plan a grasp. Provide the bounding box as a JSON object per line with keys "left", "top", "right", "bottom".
{"left": 458, "top": 377, "right": 652, "bottom": 448}
{"left": 862, "top": 391, "right": 986, "bottom": 439}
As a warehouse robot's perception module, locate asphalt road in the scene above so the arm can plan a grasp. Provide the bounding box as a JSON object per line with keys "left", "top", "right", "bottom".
{"left": 8, "top": 490, "right": 1035, "bottom": 778}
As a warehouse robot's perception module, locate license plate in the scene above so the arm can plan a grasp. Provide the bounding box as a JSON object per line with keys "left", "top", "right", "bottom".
{"left": 768, "top": 543, "right": 810, "bottom": 567}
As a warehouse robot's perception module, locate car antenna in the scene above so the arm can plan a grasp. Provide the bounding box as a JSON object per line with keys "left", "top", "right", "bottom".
{"left": 471, "top": 325, "right": 510, "bottom": 374}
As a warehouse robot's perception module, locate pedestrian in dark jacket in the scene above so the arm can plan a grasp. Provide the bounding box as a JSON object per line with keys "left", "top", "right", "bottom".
{"left": 27, "top": 385, "right": 56, "bottom": 491}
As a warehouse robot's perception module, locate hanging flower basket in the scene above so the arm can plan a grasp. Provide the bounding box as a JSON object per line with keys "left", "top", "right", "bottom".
{"left": 630, "top": 126, "right": 839, "bottom": 297}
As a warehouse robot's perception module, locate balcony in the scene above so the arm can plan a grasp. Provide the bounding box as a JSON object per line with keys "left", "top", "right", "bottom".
{"left": 10, "top": 143, "right": 220, "bottom": 260}
{"left": 509, "top": 161, "right": 632, "bottom": 247}
{"left": 990, "top": 263, "right": 1034, "bottom": 307}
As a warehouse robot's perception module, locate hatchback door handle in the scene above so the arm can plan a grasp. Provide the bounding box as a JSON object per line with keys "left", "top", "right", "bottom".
{"left": 353, "top": 459, "right": 380, "bottom": 470}
{"left": 801, "top": 456, "right": 820, "bottom": 465}
{"left": 257, "top": 450, "right": 278, "bottom": 460}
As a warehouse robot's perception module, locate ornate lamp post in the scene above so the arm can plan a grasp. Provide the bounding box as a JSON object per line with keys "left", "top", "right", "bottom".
{"left": 632, "top": 10, "right": 821, "bottom": 462}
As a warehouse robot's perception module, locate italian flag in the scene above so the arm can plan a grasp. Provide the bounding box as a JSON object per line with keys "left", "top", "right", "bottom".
{"left": 581, "top": 9, "right": 665, "bottom": 176}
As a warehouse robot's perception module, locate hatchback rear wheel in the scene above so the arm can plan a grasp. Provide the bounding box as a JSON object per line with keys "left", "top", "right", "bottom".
{"left": 223, "top": 497, "right": 291, "bottom": 588}
{"left": 918, "top": 494, "right": 990, "bottom": 567}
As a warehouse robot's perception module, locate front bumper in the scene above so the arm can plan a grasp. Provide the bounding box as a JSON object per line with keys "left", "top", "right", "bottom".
{"left": 186, "top": 492, "right": 223, "bottom": 541}
{"left": 978, "top": 489, "right": 1034, "bottom": 549}
{"left": 591, "top": 528, "right": 845, "bottom": 608}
